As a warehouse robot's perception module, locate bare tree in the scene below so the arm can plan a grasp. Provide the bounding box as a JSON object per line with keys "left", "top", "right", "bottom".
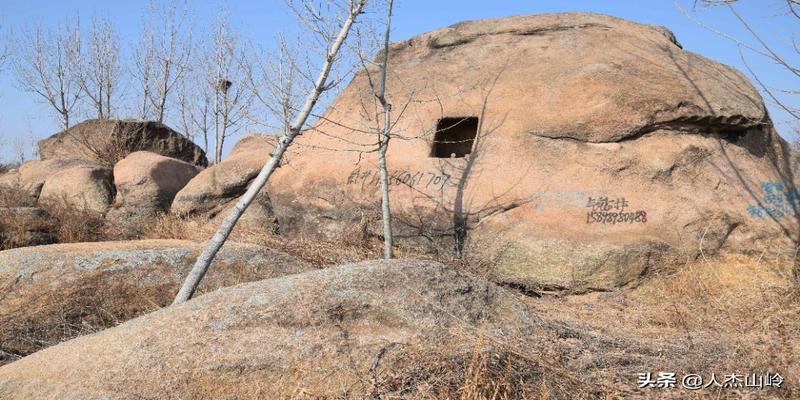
{"left": 177, "top": 69, "right": 213, "bottom": 152}
{"left": 131, "top": 14, "right": 156, "bottom": 120}
{"left": 0, "top": 20, "right": 9, "bottom": 71}
{"left": 678, "top": 0, "right": 799, "bottom": 133}
{"left": 374, "top": 0, "right": 395, "bottom": 259}
{"left": 13, "top": 21, "right": 82, "bottom": 130}
{"left": 173, "top": 0, "right": 369, "bottom": 304}
{"left": 131, "top": 0, "right": 192, "bottom": 123}
{"left": 245, "top": 36, "right": 299, "bottom": 136}
{"left": 80, "top": 17, "right": 121, "bottom": 119}
{"left": 202, "top": 14, "right": 251, "bottom": 163}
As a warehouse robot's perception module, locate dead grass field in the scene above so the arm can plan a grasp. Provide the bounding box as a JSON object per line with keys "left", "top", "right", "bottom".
{"left": 0, "top": 182, "right": 798, "bottom": 398}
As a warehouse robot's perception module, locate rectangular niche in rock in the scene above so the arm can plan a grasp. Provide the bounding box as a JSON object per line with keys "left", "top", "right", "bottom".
{"left": 430, "top": 117, "right": 479, "bottom": 158}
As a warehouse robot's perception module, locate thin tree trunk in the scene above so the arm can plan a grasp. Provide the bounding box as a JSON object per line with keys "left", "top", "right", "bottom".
{"left": 173, "top": 0, "right": 366, "bottom": 304}
{"left": 376, "top": 0, "right": 394, "bottom": 259}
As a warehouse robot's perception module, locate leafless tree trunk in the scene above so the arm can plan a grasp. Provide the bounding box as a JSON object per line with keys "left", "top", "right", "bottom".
{"left": 132, "top": 0, "right": 192, "bottom": 123}
{"left": 13, "top": 22, "right": 82, "bottom": 130}
{"left": 132, "top": 19, "right": 156, "bottom": 120}
{"left": 173, "top": 0, "right": 368, "bottom": 304}
{"left": 203, "top": 14, "right": 251, "bottom": 163}
{"left": 177, "top": 47, "right": 213, "bottom": 153}
{"left": 375, "top": 0, "right": 394, "bottom": 259}
{"left": 80, "top": 17, "right": 121, "bottom": 119}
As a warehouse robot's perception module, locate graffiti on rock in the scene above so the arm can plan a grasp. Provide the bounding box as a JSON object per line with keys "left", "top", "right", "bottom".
{"left": 586, "top": 196, "right": 647, "bottom": 224}
{"left": 746, "top": 182, "right": 800, "bottom": 220}
{"left": 346, "top": 166, "right": 453, "bottom": 190}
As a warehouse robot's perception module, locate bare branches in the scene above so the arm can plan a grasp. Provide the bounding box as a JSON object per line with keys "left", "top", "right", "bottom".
{"left": 0, "top": 20, "right": 9, "bottom": 72}
{"left": 173, "top": 0, "right": 369, "bottom": 304}
{"left": 677, "top": 0, "right": 799, "bottom": 137}
{"left": 80, "top": 17, "right": 121, "bottom": 119}
{"left": 13, "top": 21, "right": 82, "bottom": 130}
{"left": 131, "top": 0, "right": 192, "bottom": 123}
{"left": 201, "top": 13, "right": 251, "bottom": 163}
{"left": 245, "top": 36, "right": 301, "bottom": 136}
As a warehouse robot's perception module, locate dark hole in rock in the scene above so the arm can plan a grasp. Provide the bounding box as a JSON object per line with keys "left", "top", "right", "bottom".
{"left": 430, "top": 117, "right": 479, "bottom": 158}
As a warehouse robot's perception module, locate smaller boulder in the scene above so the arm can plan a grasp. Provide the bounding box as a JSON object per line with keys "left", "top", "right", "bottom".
{"left": 172, "top": 135, "right": 274, "bottom": 217}
{"left": 109, "top": 151, "right": 199, "bottom": 219}
{"left": 39, "top": 165, "right": 114, "bottom": 213}
{"left": 17, "top": 159, "right": 91, "bottom": 197}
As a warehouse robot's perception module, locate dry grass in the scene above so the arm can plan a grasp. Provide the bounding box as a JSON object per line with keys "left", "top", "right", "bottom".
{"left": 521, "top": 251, "right": 799, "bottom": 399}
{"left": 0, "top": 267, "right": 176, "bottom": 366}
{"left": 0, "top": 185, "right": 36, "bottom": 208}
{"left": 2, "top": 184, "right": 799, "bottom": 398}
{"left": 366, "top": 345, "right": 606, "bottom": 400}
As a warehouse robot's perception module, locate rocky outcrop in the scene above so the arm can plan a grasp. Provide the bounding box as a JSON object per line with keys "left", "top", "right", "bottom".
{"left": 38, "top": 165, "right": 114, "bottom": 213}
{"left": 171, "top": 135, "right": 274, "bottom": 218}
{"left": 0, "top": 240, "right": 313, "bottom": 364}
{"left": 15, "top": 159, "right": 92, "bottom": 198}
{"left": 260, "top": 13, "right": 797, "bottom": 292}
{"left": 0, "top": 169, "right": 20, "bottom": 189}
{"left": 0, "top": 259, "right": 675, "bottom": 398}
{"left": 38, "top": 119, "right": 208, "bottom": 167}
{"left": 108, "top": 151, "right": 199, "bottom": 219}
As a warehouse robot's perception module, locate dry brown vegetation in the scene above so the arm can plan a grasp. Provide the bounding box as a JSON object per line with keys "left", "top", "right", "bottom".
{"left": 523, "top": 253, "right": 799, "bottom": 399}
{"left": 0, "top": 268, "right": 174, "bottom": 365}
{"left": 0, "top": 182, "right": 798, "bottom": 398}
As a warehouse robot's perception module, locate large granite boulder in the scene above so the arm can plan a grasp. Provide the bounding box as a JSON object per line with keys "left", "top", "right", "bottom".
{"left": 108, "top": 151, "right": 199, "bottom": 220}
{"left": 0, "top": 240, "right": 313, "bottom": 365}
{"left": 0, "top": 260, "right": 678, "bottom": 398}
{"left": 171, "top": 135, "right": 275, "bottom": 220}
{"left": 38, "top": 165, "right": 114, "bottom": 213}
{"left": 15, "top": 159, "right": 92, "bottom": 198}
{"left": 259, "top": 13, "right": 798, "bottom": 292}
{"left": 38, "top": 119, "right": 208, "bottom": 167}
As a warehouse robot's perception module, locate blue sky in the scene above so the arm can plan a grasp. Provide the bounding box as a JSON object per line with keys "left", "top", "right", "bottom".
{"left": 0, "top": 0, "right": 796, "bottom": 162}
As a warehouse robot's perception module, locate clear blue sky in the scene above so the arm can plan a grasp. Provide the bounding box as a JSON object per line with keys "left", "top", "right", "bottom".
{"left": 0, "top": 0, "right": 796, "bottom": 162}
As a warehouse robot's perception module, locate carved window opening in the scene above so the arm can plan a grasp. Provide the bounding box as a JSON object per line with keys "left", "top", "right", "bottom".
{"left": 429, "top": 117, "right": 479, "bottom": 158}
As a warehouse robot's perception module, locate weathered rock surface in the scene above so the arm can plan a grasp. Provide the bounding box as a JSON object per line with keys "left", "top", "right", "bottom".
{"left": 108, "top": 151, "right": 199, "bottom": 219}
{"left": 0, "top": 169, "right": 20, "bottom": 189}
{"left": 16, "top": 159, "right": 92, "bottom": 198}
{"left": 0, "top": 240, "right": 313, "bottom": 364}
{"left": 38, "top": 119, "right": 208, "bottom": 167}
{"left": 262, "top": 13, "right": 798, "bottom": 292}
{"left": 38, "top": 165, "right": 114, "bottom": 213}
{"left": 0, "top": 207, "right": 54, "bottom": 249}
{"left": 171, "top": 135, "right": 274, "bottom": 218}
{"left": 0, "top": 259, "right": 677, "bottom": 399}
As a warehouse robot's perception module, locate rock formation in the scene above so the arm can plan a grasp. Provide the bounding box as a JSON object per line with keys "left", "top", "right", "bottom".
{"left": 108, "top": 151, "right": 199, "bottom": 220}
{"left": 38, "top": 119, "right": 208, "bottom": 167}
{"left": 171, "top": 135, "right": 274, "bottom": 217}
{"left": 15, "top": 159, "right": 93, "bottom": 198}
{"left": 0, "top": 240, "right": 313, "bottom": 364}
{"left": 38, "top": 165, "right": 114, "bottom": 213}
{"left": 257, "top": 13, "right": 799, "bottom": 292}
{"left": 171, "top": 135, "right": 279, "bottom": 230}
{"left": 0, "top": 260, "right": 676, "bottom": 398}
